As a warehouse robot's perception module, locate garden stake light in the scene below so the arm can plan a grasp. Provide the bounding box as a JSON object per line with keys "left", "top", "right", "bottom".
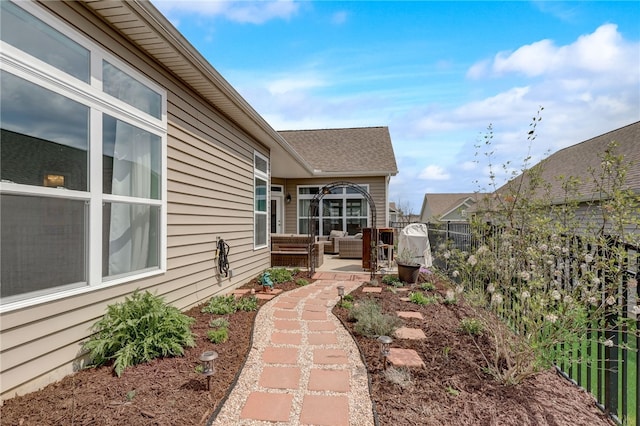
{"left": 337, "top": 285, "right": 345, "bottom": 304}
{"left": 377, "top": 335, "right": 392, "bottom": 369}
{"left": 199, "top": 350, "right": 218, "bottom": 391}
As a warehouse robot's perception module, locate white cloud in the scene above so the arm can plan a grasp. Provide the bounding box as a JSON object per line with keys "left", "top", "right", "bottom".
{"left": 460, "top": 161, "right": 476, "bottom": 171}
{"left": 151, "top": 0, "right": 299, "bottom": 24}
{"left": 266, "top": 76, "right": 327, "bottom": 95}
{"left": 486, "top": 24, "right": 632, "bottom": 77}
{"left": 419, "top": 165, "right": 451, "bottom": 181}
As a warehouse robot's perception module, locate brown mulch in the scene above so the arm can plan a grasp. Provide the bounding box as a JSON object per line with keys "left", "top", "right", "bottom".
{"left": 332, "top": 278, "right": 613, "bottom": 426}
{"left": 1, "top": 272, "right": 613, "bottom": 426}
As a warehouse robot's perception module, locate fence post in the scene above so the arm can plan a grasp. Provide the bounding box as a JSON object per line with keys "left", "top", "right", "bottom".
{"left": 603, "top": 237, "right": 618, "bottom": 419}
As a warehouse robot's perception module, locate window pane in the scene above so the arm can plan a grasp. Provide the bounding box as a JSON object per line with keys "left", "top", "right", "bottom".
{"left": 322, "top": 199, "right": 343, "bottom": 217}
{"left": 1, "top": 194, "right": 86, "bottom": 300}
{"left": 103, "top": 203, "right": 159, "bottom": 278}
{"left": 1, "top": 1, "right": 89, "bottom": 82}
{"left": 255, "top": 177, "right": 267, "bottom": 212}
{"left": 299, "top": 199, "right": 319, "bottom": 218}
{"left": 324, "top": 187, "right": 342, "bottom": 195}
{"left": 298, "top": 187, "right": 319, "bottom": 195}
{"left": 346, "top": 199, "right": 367, "bottom": 216}
{"left": 0, "top": 71, "right": 88, "bottom": 190}
{"left": 255, "top": 213, "right": 267, "bottom": 247}
{"left": 254, "top": 153, "right": 268, "bottom": 174}
{"left": 299, "top": 218, "right": 319, "bottom": 235}
{"left": 103, "top": 115, "right": 161, "bottom": 199}
{"left": 322, "top": 218, "right": 343, "bottom": 235}
{"left": 346, "top": 186, "right": 366, "bottom": 194}
{"left": 103, "top": 61, "right": 161, "bottom": 119}
{"left": 347, "top": 218, "right": 367, "bottom": 235}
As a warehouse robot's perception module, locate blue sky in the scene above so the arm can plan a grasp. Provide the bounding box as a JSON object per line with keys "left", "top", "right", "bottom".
{"left": 152, "top": 1, "right": 640, "bottom": 213}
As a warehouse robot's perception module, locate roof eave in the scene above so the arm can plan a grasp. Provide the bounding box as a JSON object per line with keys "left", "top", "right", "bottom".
{"left": 81, "top": 0, "right": 314, "bottom": 177}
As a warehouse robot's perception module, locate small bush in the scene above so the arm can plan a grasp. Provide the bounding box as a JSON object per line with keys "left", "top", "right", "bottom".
{"left": 83, "top": 291, "right": 195, "bottom": 376}
{"left": 349, "top": 299, "right": 402, "bottom": 337}
{"left": 339, "top": 300, "right": 354, "bottom": 309}
{"left": 420, "top": 282, "right": 435, "bottom": 291}
{"left": 207, "top": 327, "right": 229, "bottom": 344}
{"left": 382, "top": 275, "right": 401, "bottom": 286}
{"left": 296, "top": 278, "right": 310, "bottom": 286}
{"left": 201, "top": 295, "right": 236, "bottom": 315}
{"left": 459, "top": 318, "right": 484, "bottom": 336}
{"left": 384, "top": 367, "right": 413, "bottom": 390}
{"left": 235, "top": 296, "right": 258, "bottom": 312}
{"left": 267, "top": 268, "right": 293, "bottom": 283}
{"left": 343, "top": 294, "right": 354, "bottom": 302}
{"left": 209, "top": 317, "right": 229, "bottom": 328}
{"left": 408, "top": 292, "right": 438, "bottom": 306}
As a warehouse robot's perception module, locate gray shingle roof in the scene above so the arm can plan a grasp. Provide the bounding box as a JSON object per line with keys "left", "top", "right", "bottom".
{"left": 278, "top": 127, "right": 398, "bottom": 175}
{"left": 420, "top": 193, "right": 485, "bottom": 221}
{"left": 497, "top": 121, "right": 640, "bottom": 202}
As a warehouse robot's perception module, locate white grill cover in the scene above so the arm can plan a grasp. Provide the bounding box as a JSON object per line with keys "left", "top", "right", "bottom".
{"left": 397, "top": 223, "right": 432, "bottom": 267}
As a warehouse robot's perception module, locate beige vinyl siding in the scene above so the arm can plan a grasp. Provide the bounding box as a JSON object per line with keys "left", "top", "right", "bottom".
{"left": 282, "top": 176, "right": 388, "bottom": 234}
{"left": 1, "top": 2, "right": 269, "bottom": 400}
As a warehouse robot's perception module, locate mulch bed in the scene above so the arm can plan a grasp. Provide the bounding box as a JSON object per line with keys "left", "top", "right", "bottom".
{"left": 1, "top": 271, "right": 613, "bottom": 426}
{"left": 332, "top": 278, "right": 613, "bottom": 426}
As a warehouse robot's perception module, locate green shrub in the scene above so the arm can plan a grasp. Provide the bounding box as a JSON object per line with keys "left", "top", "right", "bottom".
{"left": 420, "top": 282, "right": 435, "bottom": 291}
{"left": 381, "top": 275, "right": 400, "bottom": 285}
{"left": 83, "top": 291, "right": 195, "bottom": 376}
{"left": 207, "top": 327, "right": 229, "bottom": 344}
{"left": 408, "top": 291, "right": 438, "bottom": 306}
{"left": 209, "top": 317, "right": 229, "bottom": 329}
{"left": 267, "top": 268, "right": 293, "bottom": 283}
{"left": 296, "top": 278, "right": 310, "bottom": 286}
{"left": 349, "top": 299, "right": 402, "bottom": 337}
{"left": 343, "top": 294, "right": 354, "bottom": 302}
{"left": 235, "top": 296, "right": 258, "bottom": 312}
{"left": 201, "top": 295, "right": 236, "bottom": 315}
{"left": 459, "top": 318, "right": 484, "bottom": 336}
{"left": 339, "top": 300, "right": 353, "bottom": 309}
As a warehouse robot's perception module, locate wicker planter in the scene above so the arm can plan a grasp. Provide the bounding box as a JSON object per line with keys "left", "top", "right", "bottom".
{"left": 397, "top": 262, "right": 420, "bottom": 284}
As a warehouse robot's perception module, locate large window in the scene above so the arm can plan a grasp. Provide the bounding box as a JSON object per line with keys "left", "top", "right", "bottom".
{"left": 254, "top": 152, "right": 269, "bottom": 248}
{"left": 0, "top": 1, "right": 166, "bottom": 305}
{"left": 297, "top": 185, "right": 369, "bottom": 235}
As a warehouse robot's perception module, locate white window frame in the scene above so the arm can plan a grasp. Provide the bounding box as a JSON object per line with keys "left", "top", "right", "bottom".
{"left": 254, "top": 151, "right": 269, "bottom": 249}
{"left": 296, "top": 184, "right": 370, "bottom": 235}
{"left": 0, "top": 1, "right": 167, "bottom": 311}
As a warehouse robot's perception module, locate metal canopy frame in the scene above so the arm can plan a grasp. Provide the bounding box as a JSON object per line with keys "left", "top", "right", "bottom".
{"left": 307, "top": 181, "right": 378, "bottom": 279}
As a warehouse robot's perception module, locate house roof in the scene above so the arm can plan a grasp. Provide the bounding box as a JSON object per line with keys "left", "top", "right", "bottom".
{"left": 278, "top": 127, "right": 398, "bottom": 177}
{"left": 496, "top": 121, "right": 640, "bottom": 203}
{"left": 419, "top": 193, "right": 482, "bottom": 222}
{"left": 80, "top": 0, "right": 314, "bottom": 178}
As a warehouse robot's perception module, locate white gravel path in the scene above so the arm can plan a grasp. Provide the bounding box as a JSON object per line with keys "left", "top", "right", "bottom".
{"left": 211, "top": 279, "right": 374, "bottom": 426}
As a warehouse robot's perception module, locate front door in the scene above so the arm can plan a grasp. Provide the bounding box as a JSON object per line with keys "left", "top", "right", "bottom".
{"left": 270, "top": 185, "right": 284, "bottom": 234}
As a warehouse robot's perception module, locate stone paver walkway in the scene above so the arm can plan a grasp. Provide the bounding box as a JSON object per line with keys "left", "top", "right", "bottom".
{"left": 211, "top": 273, "right": 375, "bottom": 425}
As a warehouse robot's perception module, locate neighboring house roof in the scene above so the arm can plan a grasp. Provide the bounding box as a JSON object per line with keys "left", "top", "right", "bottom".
{"left": 278, "top": 127, "right": 399, "bottom": 177}
{"left": 389, "top": 202, "right": 398, "bottom": 213}
{"left": 419, "top": 193, "right": 483, "bottom": 222}
{"left": 496, "top": 121, "right": 640, "bottom": 203}
{"left": 82, "top": 0, "right": 313, "bottom": 178}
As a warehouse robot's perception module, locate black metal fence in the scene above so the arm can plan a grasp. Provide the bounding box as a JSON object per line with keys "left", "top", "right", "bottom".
{"left": 426, "top": 222, "right": 640, "bottom": 425}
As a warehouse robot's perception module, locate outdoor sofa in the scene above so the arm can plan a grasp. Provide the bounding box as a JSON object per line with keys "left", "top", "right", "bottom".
{"left": 270, "top": 234, "right": 324, "bottom": 268}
